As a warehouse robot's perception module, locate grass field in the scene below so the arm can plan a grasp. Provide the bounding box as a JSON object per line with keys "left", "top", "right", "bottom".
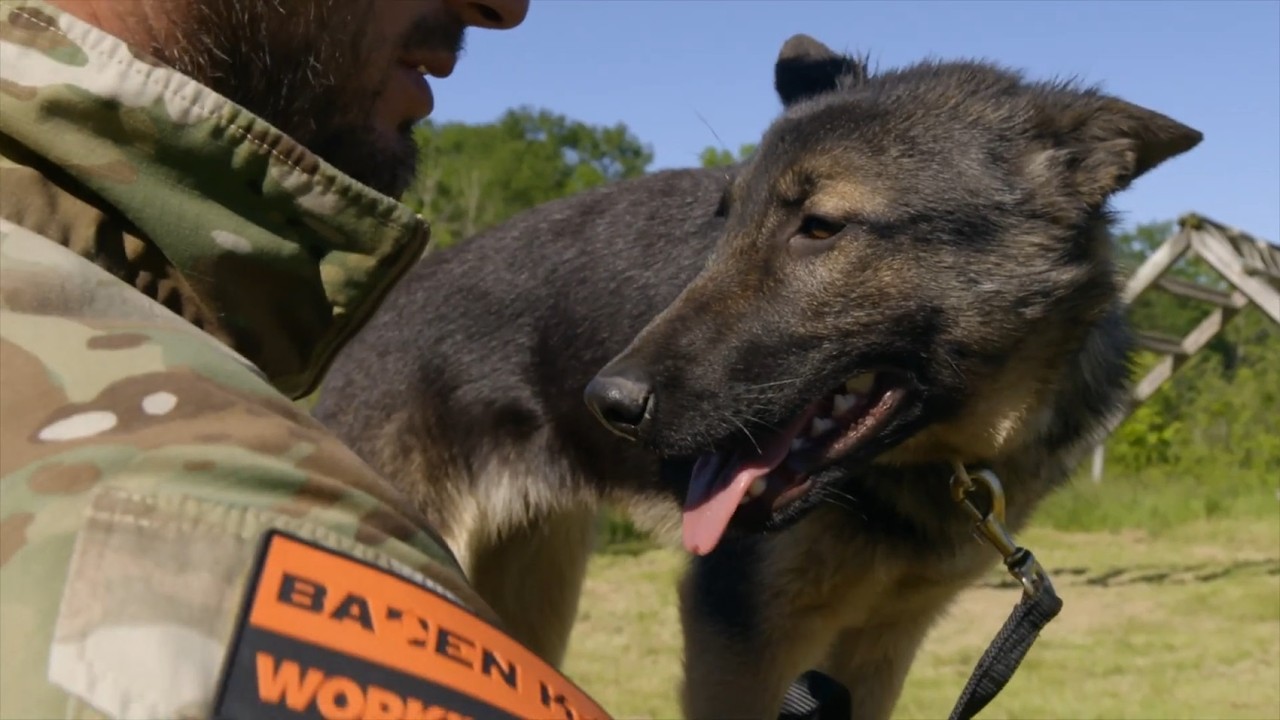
{"left": 563, "top": 515, "right": 1280, "bottom": 720}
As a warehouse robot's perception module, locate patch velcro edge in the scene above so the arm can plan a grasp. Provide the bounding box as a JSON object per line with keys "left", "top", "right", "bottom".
{"left": 212, "top": 530, "right": 612, "bottom": 720}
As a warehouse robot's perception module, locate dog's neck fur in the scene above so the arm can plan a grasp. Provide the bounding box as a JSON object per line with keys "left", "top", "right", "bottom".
{"left": 839, "top": 297, "right": 1132, "bottom": 568}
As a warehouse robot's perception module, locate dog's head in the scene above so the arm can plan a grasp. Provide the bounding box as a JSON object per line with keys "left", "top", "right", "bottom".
{"left": 584, "top": 35, "right": 1202, "bottom": 555}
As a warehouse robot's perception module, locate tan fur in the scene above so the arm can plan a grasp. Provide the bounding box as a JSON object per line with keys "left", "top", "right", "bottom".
{"left": 793, "top": 175, "right": 892, "bottom": 220}
{"left": 679, "top": 504, "right": 989, "bottom": 719}
{"left": 466, "top": 505, "right": 599, "bottom": 667}
{"left": 881, "top": 331, "right": 1069, "bottom": 465}
{"left": 361, "top": 411, "right": 599, "bottom": 665}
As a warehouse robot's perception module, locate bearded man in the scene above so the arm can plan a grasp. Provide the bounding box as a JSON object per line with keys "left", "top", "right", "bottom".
{"left": 0, "top": 2, "right": 629, "bottom": 719}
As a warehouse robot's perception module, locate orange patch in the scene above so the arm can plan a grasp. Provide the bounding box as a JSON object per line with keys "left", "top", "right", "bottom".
{"left": 214, "top": 532, "right": 611, "bottom": 720}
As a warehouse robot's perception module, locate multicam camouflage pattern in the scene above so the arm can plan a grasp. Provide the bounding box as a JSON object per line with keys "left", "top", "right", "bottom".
{"left": 0, "top": 1, "right": 503, "bottom": 717}
{"left": 0, "top": 0, "right": 432, "bottom": 400}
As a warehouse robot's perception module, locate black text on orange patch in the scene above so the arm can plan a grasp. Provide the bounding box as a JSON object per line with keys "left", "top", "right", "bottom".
{"left": 212, "top": 531, "right": 611, "bottom": 720}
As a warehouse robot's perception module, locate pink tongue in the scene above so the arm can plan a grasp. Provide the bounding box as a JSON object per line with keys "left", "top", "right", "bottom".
{"left": 681, "top": 408, "right": 816, "bottom": 556}
{"left": 681, "top": 454, "right": 774, "bottom": 556}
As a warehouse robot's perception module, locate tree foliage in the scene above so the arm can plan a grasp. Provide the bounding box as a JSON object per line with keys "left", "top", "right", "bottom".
{"left": 699, "top": 143, "right": 758, "bottom": 168}
{"left": 401, "top": 107, "right": 653, "bottom": 248}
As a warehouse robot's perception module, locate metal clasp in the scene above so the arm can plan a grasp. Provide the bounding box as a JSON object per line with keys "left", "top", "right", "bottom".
{"left": 950, "top": 462, "right": 1056, "bottom": 599}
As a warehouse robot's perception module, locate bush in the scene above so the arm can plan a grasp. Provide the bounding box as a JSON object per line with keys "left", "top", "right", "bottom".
{"left": 595, "top": 505, "right": 657, "bottom": 556}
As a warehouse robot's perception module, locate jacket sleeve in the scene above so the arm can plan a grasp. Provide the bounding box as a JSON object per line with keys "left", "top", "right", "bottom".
{"left": 0, "top": 226, "right": 611, "bottom": 720}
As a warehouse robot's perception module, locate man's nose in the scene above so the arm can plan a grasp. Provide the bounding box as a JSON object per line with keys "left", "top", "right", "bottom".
{"left": 450, "top": 0, "right": 529, "bottom": 30}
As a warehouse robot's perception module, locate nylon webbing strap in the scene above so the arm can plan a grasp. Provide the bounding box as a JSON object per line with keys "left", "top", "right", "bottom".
{"left": 947, "top": 549, "right": 1064, "bottom": 720}
{"left": 778, "top": 669, "right": 852, "bottom": 720}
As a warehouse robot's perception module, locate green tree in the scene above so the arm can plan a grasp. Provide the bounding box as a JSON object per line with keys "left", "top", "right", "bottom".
{"left": 402, "top": 107, "right": 654, "bottom": 248}
{"left": 699, "top": 143, "right": 757, "bottom": 168}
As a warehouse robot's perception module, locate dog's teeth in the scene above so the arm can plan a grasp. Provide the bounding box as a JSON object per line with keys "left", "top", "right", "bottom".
{"left": 790, "top": 437, "right": 808, "bottom": 453}
{"left": 810, "top": 416, "right": 836, "bottom": 437}
{"left": 748, "top": 477, "right": 767, "bottom": 498}
{"left": 845, "top": 373, "right": 875, "bottom": 395}
{"left": 832, "top": 393, "right": 856, "bottom": 416}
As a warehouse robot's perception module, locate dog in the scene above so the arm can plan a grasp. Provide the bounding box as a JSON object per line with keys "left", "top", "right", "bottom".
{"left": 315, "top": 33, "right": 1201, "bottom": 719}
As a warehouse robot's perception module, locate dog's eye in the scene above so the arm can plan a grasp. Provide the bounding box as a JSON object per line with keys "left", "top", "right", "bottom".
{"left": 798, "top": 215, "right": 845, "bottom": 240}
{"left": 790, "top": 215, "right": 847, "bottom": 257}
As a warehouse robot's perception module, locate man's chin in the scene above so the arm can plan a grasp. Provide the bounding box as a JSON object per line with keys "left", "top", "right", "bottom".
{"left": 307, "top": 125, "right": 419, "bottom": 200}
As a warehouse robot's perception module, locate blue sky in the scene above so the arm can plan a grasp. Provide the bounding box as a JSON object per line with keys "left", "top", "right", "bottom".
{"left": 430, "top": 0, "right": 1279, "bottom": 245}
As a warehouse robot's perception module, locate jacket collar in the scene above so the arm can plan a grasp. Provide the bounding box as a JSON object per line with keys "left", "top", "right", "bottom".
{"left": 0, "top": 0, "right": 431, "bottom": 398}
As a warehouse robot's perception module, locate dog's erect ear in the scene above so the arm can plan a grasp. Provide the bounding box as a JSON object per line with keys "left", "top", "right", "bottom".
{"left": 774, "top": 34, "right": 868, "bottom": 108}
{"left": 1032, "top": 91, "right": 1203, "bottom": 208}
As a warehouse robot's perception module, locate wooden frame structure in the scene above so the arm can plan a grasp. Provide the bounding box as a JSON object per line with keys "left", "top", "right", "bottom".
{"left": 1090, "top": 212, "right": 1280, "bottom": 483}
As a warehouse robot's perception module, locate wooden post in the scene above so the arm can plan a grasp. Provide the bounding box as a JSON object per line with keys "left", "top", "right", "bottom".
{"left": 1090, "top": 443, "right": 1105, "bottom": 484}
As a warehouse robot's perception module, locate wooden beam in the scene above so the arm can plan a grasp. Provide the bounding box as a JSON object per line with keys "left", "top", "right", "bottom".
{"left": 1134, "top": 331, "right": 1188, "bottom": 357}
{"left": 1132, "top": 353, "right": 1178, "bottom": 406}
{"left": 1190, "top": 229, "right": 1280, "bottom": 323}
{"left": 1131, "top": 292, "right": 1245, "bottom": 404}
{"left": 1180, "top": 294, "right": 1243, "bottom": 355}
{"left": 1154, "top": 275, "right": 1246, "bottom": 308}
{"left": 1106, "top": 289, "right": 1248, "bottom": 432}
{"left": 1121, "top": 227, "right": 1190, "bottom": 305}
{"left": 1187, "top": 213, "right": 1280, "bottom": 281}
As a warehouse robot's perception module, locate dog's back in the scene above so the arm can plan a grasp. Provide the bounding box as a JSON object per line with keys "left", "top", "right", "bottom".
{"left": 314, "top": 166, "right": 727, "bottom": 662}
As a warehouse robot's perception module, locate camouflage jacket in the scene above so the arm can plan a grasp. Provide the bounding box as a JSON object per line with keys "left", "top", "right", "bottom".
{"left": 0, "top": 2, "right": 607, "bottom": 719}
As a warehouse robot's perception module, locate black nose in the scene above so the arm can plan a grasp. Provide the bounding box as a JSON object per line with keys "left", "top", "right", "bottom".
{"left": 583, "top": 369, "right": 653, "bottom": 440}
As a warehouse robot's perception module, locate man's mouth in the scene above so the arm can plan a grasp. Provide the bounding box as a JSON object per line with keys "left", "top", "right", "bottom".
{"left": 393, "top": 51, "right": 456, "bottom": 125}
{"left": 400, "top": 49, "right": 458, "bottom": 80}
{"left": 394, "top": 62, "right": 435, "bottom": 123}
{"left": 681, "top": 371, "right": 909, "bottom": 556}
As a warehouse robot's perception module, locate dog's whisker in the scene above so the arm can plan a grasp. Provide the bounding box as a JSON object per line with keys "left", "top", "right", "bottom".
{"left": 943, "top": 352, "right": 966, "bottom": 382}
{"left": 730, "top": 417, "right": 764, "bottom": 455}
{"left": 818, "top": 495, "right": 858, "bottom": 514}
{"left": 743, "top": 416, "right": 784, "bottom": 434}
{"left": 819, "top": 487, "right": 859, "bottom": 505}
{"left": 813, "top": 486, "right": 864, "bottom": 515}
{"left": 693, "top": 107, "right": 731, "bottom": 160}
{"left": 737, "top": 376, "right": 808, "bottom": 391}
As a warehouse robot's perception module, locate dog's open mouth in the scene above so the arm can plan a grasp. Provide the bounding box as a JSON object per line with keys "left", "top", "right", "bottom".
{"left": 682, "top": 371, "right": 908, "bottom": 555}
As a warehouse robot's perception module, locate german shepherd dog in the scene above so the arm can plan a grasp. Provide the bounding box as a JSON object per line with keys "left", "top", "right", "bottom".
{"left": 315, "top": 34, "right": 1201, "bottom": 719}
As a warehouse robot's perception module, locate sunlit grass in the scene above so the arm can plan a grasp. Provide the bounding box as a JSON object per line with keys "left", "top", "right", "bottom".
{"left": 564, "top": 517, "right": 1280, "bottom": 720}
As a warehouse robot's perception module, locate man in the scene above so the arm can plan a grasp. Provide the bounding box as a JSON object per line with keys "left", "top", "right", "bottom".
{"left": 0, "top": 1, "right": 622, "bottom": 718}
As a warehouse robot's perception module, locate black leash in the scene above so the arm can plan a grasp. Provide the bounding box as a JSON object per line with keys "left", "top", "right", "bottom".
{"left": 777, "top": 464, "right": 1064, "bottom": 720}
{"left": 945, "top": 464, "right": 1064, "bottom": 720}
{"left": 946, "top": 545, "right": 1063, "bottom": 720}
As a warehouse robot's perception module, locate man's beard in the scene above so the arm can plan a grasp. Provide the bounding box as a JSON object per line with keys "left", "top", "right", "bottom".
{"left": 146, "top": 0, "right": 464, "bottom": 200}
